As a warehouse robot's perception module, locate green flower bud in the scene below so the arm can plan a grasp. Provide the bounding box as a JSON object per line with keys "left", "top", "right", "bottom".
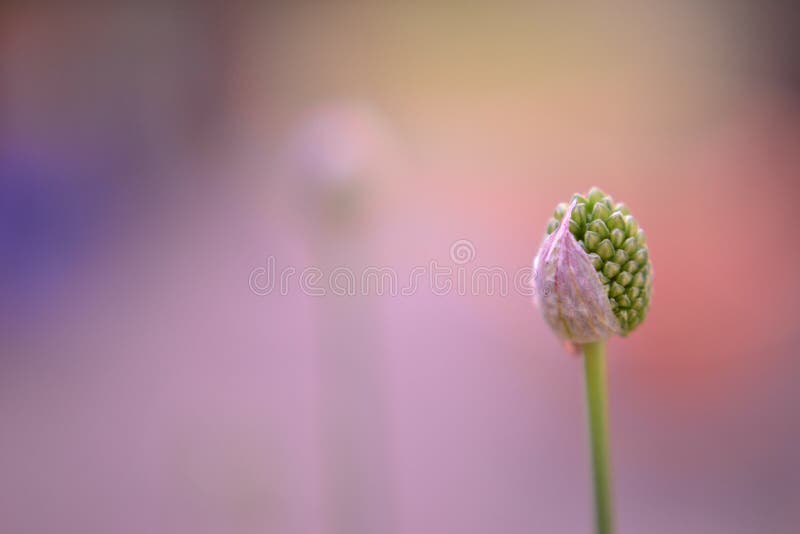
{"left": 587, "top": 253, "right": 603, "bottom": 270}
{"left": 603, "top": 261, "right": 621, "bottom": 279}
{"left": 616, "top": 271, "right": 633, "bottom": 287}
{"left": 606, "top": 211, "right": 626, "bottom": 232}
{"left": 572, "top": 203, "right": 587, "bottom": 226}
{"left": 624, "top": 215, "right": 639, "bottom": 237}
{"left": 586, "top": 219, "right": 610, "bottom": 239}
{"left": 587, "top": 187, "right": 606, "bottom": 205}
{"left": 622, "top": 237, "right": 638, "bottom": 256}
{"left": 611, "top": 249, "right": 628, "bottom": 265}
{"left": 591, "top": 202, "right": 610, "bottom": 222}
{"left": 623, "top": 260, "right": 638, "bottom": 273}
{"left": 610, "top": 228, "right": 625, "bottom": 248}
{"left": 609, "top": 282, "right": 625, "bottom": 298}
{"left": 535, "top": 188, "right": 654, "bottom": 339}
{"left": 584, "top": 231, "right": 602, "bottom": 251}
{"left": 595, "top": 239, "right": 615, "bottom": 261}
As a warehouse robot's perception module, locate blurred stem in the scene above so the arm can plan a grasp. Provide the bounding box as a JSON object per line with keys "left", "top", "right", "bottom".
{"left": 582, "top": 341, "right": 614, "bottom": 534}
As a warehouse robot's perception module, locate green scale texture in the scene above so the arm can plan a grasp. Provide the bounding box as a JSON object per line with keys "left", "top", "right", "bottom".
{"left": 545, "top": 187, "right": 653, "bottom": 335}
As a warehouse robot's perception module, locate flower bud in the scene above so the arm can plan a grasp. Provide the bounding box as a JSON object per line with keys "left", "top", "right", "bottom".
{"left": 533, "top": 188, "right": 653, "bottom": 342}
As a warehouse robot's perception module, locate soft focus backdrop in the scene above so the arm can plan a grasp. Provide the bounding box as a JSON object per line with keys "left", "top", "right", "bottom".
{"left": 2, "top": 3, "right": 800, "bottom": 534}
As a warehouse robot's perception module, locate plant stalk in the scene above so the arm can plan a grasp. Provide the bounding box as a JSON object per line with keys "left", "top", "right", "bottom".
{"left": 582, "top": 340, "right": 614, "bottom": 534}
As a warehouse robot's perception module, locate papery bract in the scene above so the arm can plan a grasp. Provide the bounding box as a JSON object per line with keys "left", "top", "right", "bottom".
{"left": 533, "top": 200, "right": 622, "bottom": 343}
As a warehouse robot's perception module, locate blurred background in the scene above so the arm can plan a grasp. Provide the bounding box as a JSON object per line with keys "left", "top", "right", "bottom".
{"left": 2, "top": 2, "right": 799, "bottom": 533}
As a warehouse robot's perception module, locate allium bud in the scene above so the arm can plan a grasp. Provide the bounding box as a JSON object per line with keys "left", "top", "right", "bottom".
{"left": 533, "top": 187, "right": 653, "bottom": 343}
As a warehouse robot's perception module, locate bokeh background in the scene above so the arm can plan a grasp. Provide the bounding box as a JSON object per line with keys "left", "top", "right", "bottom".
{"left": 2, "top": 2, "right": 799, "bottom": 533}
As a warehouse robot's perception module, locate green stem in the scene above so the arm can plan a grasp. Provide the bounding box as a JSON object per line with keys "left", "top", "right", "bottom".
{"left": 582, "top": 341, "right": 614, "bottom": 534}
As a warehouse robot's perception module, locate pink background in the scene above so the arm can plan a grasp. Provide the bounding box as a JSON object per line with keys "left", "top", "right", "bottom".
{"left": 2, "top": 3, "right": 799, "bottom": 533}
